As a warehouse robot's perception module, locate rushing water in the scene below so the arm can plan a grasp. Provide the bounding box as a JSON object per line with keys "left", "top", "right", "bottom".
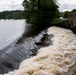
{"left": 3, "top": 26, "right": 76, "bottom": 75}
{"left": 0, "top": 19, "right": 25, "bottom": 49}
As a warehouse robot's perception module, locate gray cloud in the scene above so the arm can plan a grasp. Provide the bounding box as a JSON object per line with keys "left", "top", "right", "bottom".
{"left": 58, "top": 0, "right": 76, "bottom": 11}
{"left": 0, "top": 0, "right": 24, "bottom": 11}
{"left": 0, "top": 0, "right": 76, "bottom": 12}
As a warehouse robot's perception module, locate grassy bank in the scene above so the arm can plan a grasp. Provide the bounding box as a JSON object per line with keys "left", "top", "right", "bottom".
{"left": 51, "top": 18, "right": 64, "bottom": 24}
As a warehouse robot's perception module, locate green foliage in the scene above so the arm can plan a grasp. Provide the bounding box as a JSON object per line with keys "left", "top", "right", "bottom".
{"left": 60, "top": 12, "right": 64, "bottom": 17}
{"left": 63, "top": 9, "right": 76, "bottom": 19}
{"left": 0, "top": 10, "right": 25, "bottom": 19}
{"left": 71, "top": 9, "right": 76, "bottom": 13}
{"left": 51, "top": 18, "right": 64, "bottom": 24}
{"left": 63, "top": 11, "right": 70, "bottom": 19}
{"left": 23, "top": 0, "right": 59, "bottom": 26}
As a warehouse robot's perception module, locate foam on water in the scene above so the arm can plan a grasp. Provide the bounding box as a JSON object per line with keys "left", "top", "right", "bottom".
{"left": 3, "top": 26, "right": 76, "bottom": 75}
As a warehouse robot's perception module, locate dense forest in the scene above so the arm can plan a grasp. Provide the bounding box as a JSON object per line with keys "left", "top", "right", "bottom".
{"left": 0, "top": 10, "right": 25, "bottom": 19}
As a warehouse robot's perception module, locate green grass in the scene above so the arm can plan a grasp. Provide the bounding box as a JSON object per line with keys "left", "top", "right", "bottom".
{"left": 51, "top": 18, "right": 64, "bottom": 24}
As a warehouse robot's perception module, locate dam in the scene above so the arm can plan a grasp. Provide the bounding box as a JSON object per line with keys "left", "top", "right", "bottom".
{"left": 2, "top": 26, "right": 76, "bottom": 75}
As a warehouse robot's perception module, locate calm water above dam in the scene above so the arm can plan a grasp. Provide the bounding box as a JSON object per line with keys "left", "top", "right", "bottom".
{"left": 0, "top": 19, "right": 25, "bottom": 49}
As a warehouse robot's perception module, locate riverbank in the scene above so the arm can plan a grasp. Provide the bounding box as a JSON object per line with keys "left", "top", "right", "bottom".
{"left": 2, "top": 26, "right": 76, "bottom": 75}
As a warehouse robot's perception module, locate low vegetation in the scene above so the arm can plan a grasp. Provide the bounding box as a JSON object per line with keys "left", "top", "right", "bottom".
{"left": 51, "top": 18, "right": 64, "bottom": 24}
{"left": 61, "top": 9, "right": 76, "bottom": 19}
{"left": 0, "top": 10, "right": 25, "bottom": 19}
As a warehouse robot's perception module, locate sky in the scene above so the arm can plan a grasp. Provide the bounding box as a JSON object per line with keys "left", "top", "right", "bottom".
{"left": 58, "top": 0, "right": 76, "bottom": 11}
{"left": 0, "top": 0, "right": 24, "bottom": 11}
{"left": 0, "top": 0, "right": 76, "bottom": 12}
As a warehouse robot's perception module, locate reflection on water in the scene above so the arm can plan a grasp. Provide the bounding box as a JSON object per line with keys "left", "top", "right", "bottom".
{"left": 0, "top": 19, "right": 25, "bottom": 49}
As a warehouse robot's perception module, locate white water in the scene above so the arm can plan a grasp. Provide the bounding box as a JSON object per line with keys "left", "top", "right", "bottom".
{"left": 4, "top": 26, "right": 76, "bottom": 75}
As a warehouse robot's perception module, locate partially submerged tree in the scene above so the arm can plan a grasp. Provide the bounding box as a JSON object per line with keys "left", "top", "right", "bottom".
{"left": 23, "top": 0, "right": 59, "bottom": 26}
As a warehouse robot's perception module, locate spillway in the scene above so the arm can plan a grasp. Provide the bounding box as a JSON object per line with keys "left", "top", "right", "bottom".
{"left": 2, "top": 26, "right": 76, "bottom": 75}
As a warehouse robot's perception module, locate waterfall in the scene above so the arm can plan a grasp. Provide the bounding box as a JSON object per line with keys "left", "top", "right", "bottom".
{"left": 3, "top": 26, "right": 76, "bottom": 75}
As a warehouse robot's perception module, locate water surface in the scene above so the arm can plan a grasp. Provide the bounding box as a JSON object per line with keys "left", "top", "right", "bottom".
{"left": 0, "top": 19, "right": 25, "bottom": 49}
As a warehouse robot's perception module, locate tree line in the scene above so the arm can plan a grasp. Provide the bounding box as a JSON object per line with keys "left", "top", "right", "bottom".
{"left": 0, "top": 0, "right": 61, "bottom": 26}
{"left": 61, "top": 9, "right": 76, "bottom": 19}
{"left": 0, "top": 10, "right": 25, "bottom": 19}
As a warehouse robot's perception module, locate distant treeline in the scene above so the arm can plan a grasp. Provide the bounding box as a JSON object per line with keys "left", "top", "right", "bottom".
{"left": 60, "top": 9, "right": 76, "bottom": 19}
{"left": 0, "top": 10, "right": 25, "bottom": 19}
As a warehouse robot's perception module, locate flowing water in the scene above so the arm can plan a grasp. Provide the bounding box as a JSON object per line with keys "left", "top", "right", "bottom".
{"left": 3, "top": 26, "right": 76, "bottom": 75}
{"left": 0, "top": 20, "right": 52, "bottom": 74}
{"left": 0, "top": 19, "right": 25, "bottom": 49}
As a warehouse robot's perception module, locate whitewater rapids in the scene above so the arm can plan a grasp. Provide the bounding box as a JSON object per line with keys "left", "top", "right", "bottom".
{"left": 3, "top": 26, "right": 76, "bottom": 75}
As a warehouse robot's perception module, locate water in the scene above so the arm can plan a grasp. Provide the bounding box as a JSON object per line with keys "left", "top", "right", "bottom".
{"left": 4, "top": 26, "right": 76, "bottom": 75}
{"left": 0, "top": 19, "right": 25, "bottom": 49}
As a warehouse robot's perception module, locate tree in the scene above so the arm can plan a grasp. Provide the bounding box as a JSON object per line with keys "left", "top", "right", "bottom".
{"left": 0, "top": 10, "right": 25, "bottom": 19}
{"left": 71, "top": 9, "right": 76, "bottom": 13}
{"left": 63, "top": 11, "right": 70, "bottom": 19}
{"left": 23, "top": 0, "right": 59, "bottom": 26}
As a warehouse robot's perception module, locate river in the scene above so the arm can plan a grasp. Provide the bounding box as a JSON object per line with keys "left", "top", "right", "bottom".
{"left": 3, "top": 26, "right": 76, "bottom": 75}
{"left": 0, "top": 19, "right": 25, "bottom": 49}
{"left": 0, "top": 20, "right": 76, "bottom": 75}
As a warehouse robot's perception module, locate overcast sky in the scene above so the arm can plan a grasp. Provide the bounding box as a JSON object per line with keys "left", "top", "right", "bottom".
{"left": 0, "top": 0, "right": 76, "bottom": 12}
{"left": 58, "top": 0, "right": 76, "bottom": 11}
{"left": 0, "top": 0, "right": 24, "bottom": 11}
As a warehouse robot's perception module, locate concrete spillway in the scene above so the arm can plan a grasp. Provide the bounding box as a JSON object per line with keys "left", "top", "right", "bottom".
{"left": 2, "top": 26, "right": 76, "bottom": 75}
{"left": 0, "top": 29, "right": 53, "bottom": 74}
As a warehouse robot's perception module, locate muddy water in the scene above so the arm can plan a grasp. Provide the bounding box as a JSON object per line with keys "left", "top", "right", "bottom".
{"left": 3, "top": 26, "right": 76, "bottom": 75}
{"left": 0, "top": 27, "right": 53, "bottom": 74}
